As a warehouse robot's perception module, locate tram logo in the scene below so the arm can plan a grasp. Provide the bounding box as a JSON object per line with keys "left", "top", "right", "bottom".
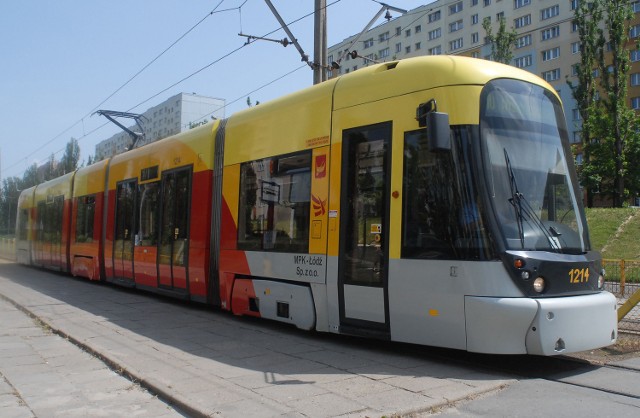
{"left": 312, "top": 194, "right": 326, "bottom": 216}
{"left": 315, "top": 155, "right": 327, "bottom": 178}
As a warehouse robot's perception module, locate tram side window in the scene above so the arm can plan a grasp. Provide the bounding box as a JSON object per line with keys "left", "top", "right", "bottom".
{"left": 402, "top": 128, "right": 491, "bottom": 260}
{"left": 37, "top": 197, "right": 63, "bottom": 244}
{"left": 75, "top": 195, "right": 96, "bottom": 243}
{"left": 18, "top": 209, "right": 29, "bottom": 240}
{"left": 238, "top": 151, "right": 311, "bottom": 253}
{"left": 137, "top": 182, "right": 159, "bottom": 246}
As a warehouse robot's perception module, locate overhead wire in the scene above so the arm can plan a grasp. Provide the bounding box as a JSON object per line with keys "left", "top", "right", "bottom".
{"left": 6, "top": 1, "right": 342, "bottom": 175}
{"left": 3, "top": 0, "right": 233, "bottom": 176}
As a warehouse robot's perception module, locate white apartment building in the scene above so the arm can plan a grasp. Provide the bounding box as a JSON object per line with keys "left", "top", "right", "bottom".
{"left": 95, "top": 93, "right": 225, "bottom": 160}
{"left": 328, "top": 0, "right": 640, "bottom": 148}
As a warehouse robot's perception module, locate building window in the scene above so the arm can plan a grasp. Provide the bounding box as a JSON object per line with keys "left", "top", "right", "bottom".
{"left": 484, "top": 0, "right": 491, "bottom": 6}
{"left": 396, "top": 43, "right": 402, "bottom": 53}
{"left": 541, "top": 5, "right": 560, "bottom": 20}
{"left": 379, "top": 47, "right": 390, "bottom": 58}
{"left": 515, "top": 34, "right": 532, "bottom": 48}
{"left": 406, "top": 46, "right": 411, "bottom": 54}
{"left": 450, "top": 38, "right": 463, "bottom": 51}
{"left": 429, "top": 45, "right": 442, "bottom": 55}
{"left": 634, "top": 1, "right": 640, "bottom": 13}
{"left": 429, "top": 10, "right": 441, "bottom": 23}
{"left": 514, "top": 55, "right": 532, "bottom": 68}
{"left": 542, "top": 47, "right": 560, "bottom": 61}
{"left": 472, "top": 14, "right": 479, "bottom": 25}
{"left": 379, "top": 32, "right": 390, "bottom": 42}
{"left": 632, "top": 50, "right": 640, "bottom": 62}
{"left": 428, "top": 28, "right": 442, "bottom": 40}
{"left": 472, "top": 32, "right": 479, "bottom": 44}
{"left": 541, "top": 26, "right": 560, "bottom": 41}
{"left": 450, "top": 2, "right": 463, "bottom": 14}
{"left": 514, "top": 0, "right": 531, "bottom": 9}
{"left": 450, "top": 20, "right": 464, "bottom": 32}
{"left": 572, "top": 42, "right": 580, "bottom": 54}
{"left": 415, "top": 25, "right": 422, "bottom": 33}
{"left": 472, "top": 0, "right": 479, "bottom": 6}
{"left": 364, "top": 38, "right": 374, "bottom": 48}
{"left": 514, "top": 14, "right": 531, "bottom": 29}
{"left": 572, "top": 108, "right": 581, "bottom": 121}
{"left": 415, "top": 42, "right": 422, "bottom": 50}
{"left": 542, "top": 68, "right": 561, "bottom": 82}
{"left": 405, "top": 29, "right": 411, "bottom": 37}
{"left": 396, "top": 26, "right": 401, "bottom": 36}
{"left": 631, "top": 24, "right": 640, "bottom": 38}
{"left": 571, "top": 0, "right": 578, "bottom": 10}
{"left": 632, "top": 97, "right": 640, "bottom": 109}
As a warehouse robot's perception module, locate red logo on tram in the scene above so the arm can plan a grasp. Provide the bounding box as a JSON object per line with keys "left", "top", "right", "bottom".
{"left": 315, "top": 155, "right": 326, "bottom": 178}
{"left": 312, "top": 195, "right": 326, "bottom": 216}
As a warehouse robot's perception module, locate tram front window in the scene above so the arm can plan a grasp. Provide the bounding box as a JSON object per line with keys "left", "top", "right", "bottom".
{"left": 402, "top": 127, "right": 492, "bottom": 260}
{"left": 480, "top": 79, "right": 588, "bottom": 253}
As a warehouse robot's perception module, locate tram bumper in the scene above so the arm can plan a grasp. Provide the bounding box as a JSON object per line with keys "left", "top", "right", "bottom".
{"left": 465, "top": 292, "right": 617, "bottom": 355}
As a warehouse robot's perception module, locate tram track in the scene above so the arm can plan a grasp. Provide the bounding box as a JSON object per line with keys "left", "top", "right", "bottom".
{"left": 399, "top": 343, "right": 640, "bottom": 401}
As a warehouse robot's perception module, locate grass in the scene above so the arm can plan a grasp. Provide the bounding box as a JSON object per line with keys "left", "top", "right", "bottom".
{"left": 585, "top": 207, "right": 640, "bottom": 260}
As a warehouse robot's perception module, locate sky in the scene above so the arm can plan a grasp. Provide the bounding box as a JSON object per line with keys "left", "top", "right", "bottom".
{"left": 0, "top": 0, "right": 430, "bottom": 180}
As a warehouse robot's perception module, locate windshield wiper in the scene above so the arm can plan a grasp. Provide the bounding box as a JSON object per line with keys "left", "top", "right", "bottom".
{"left": 503, "top": 149, "right": 562, "bottom": 252}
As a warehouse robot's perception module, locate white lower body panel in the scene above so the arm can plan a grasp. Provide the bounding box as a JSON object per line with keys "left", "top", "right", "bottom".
{"left": 465, "top": 292, "right": 618, "bottom": 355}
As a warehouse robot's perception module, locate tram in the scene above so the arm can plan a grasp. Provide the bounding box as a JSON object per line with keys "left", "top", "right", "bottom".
{"left": 16, "top": 56, "right": 618, "bottom": 355}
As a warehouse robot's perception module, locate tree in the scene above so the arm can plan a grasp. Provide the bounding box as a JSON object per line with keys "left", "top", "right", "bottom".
{"left": 0, "top": 176, "right": 22, "bottom": 235}
{"left": 571, "top": 0, "right": 640, "bottom": 207}
{"left": 59, "top": 137, "right": 80, "bottom": 175}
{"left": 22, "top": 163, "right": 41, "bottom": 188}
{"left": 567, "top": 0, "right": 605, "bottom": 207}
{"left": 597, "top": 0, "right": 639, "bottom": 207}
{"left": 482, "top": 16, "right": 517, "bottom": 64}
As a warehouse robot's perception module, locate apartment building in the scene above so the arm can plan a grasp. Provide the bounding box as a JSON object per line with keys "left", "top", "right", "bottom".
{"left": 328, "top": 0, "right": 640, "bottom": 157}
{"left": 95, "top": 92, "right": 225, "bottom": 160}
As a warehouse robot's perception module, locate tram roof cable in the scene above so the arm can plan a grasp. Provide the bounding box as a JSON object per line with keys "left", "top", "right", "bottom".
{"left": 5, "top": 1, "right": 342, "bottom": 177}
{"left": 2, "top": 1, "right": 233, "bottom": 177}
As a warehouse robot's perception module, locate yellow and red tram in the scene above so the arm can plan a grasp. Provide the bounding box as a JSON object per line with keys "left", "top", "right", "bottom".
{"left": 16, "top": 56, "right": 618, "bottom": 355}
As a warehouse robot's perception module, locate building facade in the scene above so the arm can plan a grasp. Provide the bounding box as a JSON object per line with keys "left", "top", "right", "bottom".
{"left": 95, "top": 93, "right": 225, "bottom": 160}
{"left": 328, "top": 0, "right": 640, "bottom": 159}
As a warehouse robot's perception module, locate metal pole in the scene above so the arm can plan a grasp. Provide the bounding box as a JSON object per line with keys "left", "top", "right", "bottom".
{"left": 314, "top": 0, "right": 327, "bottom": 84}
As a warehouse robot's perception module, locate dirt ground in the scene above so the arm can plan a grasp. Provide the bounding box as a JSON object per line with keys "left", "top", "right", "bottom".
{"left": 568, "top": 333, "right": 640, "bottom": 364}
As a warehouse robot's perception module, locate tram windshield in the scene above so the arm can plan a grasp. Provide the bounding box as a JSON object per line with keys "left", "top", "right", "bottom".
{"left": 480, "top": 79, "right": 588, "bottom": 253}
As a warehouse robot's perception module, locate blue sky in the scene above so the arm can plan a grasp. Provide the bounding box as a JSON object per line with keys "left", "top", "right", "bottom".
{"left": 0, "top": 0, "right": 429, "bottom": 180}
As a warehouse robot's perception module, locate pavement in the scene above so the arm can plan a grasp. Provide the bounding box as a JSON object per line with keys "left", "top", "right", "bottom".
{"left": 4, "top": 259, "right": 640, "bottom": 418}
{"left": 0, "top": 260, "right": 517, "bottom": 417}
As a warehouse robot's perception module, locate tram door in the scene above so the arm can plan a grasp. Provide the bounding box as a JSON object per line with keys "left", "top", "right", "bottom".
{"left": 338, "top": 122, "right": 391, "bottom": 336}
{"left": 113, "top": 180, "right": 136, "bottom": 281}
{"left": 157, "top": 168, "right": 191, "bottom": 292}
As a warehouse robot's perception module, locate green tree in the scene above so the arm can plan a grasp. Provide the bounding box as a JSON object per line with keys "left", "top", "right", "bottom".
{"left": 59, "top": 137, "right": 81, "bottom": 175}
{"left": 22, "top": 163, "right": 41, "bottom": 188}
{"left": 567, "top": 0, "right": 605, "bottom": 207}
{"left": 1, "top": 176, "right": 22, "bottom": 235}
{"left": 482, "top": 16, "right": 517, "bottom": 64}
{"left": 597, "top": 0, "right": 639, "bottom": 207}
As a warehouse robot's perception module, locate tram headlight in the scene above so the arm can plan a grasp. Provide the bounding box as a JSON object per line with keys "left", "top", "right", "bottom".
{"left": 533, "top": 277, "right": 546, "bottom": 293}
{"left": 598, "top": 274, "right": 605, "bottom": 289}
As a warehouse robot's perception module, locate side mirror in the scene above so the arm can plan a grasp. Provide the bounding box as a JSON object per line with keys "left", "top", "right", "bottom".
{"left": 427, "top": 112, "right": 451, "bottom": 153}
{"left": 416, "top": 99, "right": 451, "bottom": 152}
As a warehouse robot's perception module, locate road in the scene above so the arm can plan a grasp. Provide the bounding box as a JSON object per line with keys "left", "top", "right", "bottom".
{"left": 0, "top": 260, "right": 639, "bottom": 417}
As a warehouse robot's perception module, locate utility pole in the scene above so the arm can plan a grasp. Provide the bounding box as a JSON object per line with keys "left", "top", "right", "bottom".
{"left": 314, "top": 0, "right": 327, "bottom": 84}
